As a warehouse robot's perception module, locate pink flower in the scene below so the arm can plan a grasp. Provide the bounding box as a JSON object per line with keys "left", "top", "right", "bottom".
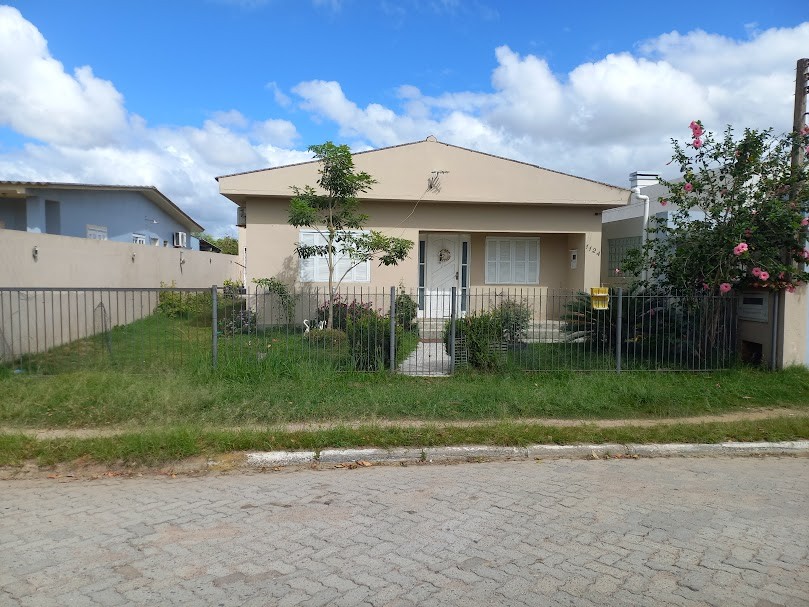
{"left": 692, "top": 137, "right": 703, "bottom": 149}
{"left": 733, "top": 242, "right": 748, "bottom": 256}
{"left": 660, "top": 199, "right": 668, "bottom": 206}
{"left": 802, "top": 125, "right": 809, "bottom": 136}
{"left": 689, "top": 121, "right": 704, "bottom": 137}
{"left": 751, "top": 267, "right": 762, "bottom": 277}
{"left": 702, "top": 282, "right": 710, "bottom": 291}
{"left": 803, "top": 249, "right": 809, "bottom": 260}
{"left": 779, "top": 272, "right": 785, "bottom": 279}
{"left": 719, "top": 283, "right": 732, "bottom": 294}
{"left": 802, "top": 218, "right": 809, "bottom": 226}
{"left": 788, "top": 285, "right": 796, "bottom": 293}
{"left": 759, "top": 271, "right": 770, "bottom": 281}
{"left": 684, "top": 183, "right": 694, "bottom": 193}
{"left": 614, "top": 268, "right": 621, "bottom": 275}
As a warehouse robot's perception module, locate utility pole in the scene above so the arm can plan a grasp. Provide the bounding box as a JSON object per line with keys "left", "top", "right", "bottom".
{"left": 792, "top": 58, "right": 809, "bottom": 172}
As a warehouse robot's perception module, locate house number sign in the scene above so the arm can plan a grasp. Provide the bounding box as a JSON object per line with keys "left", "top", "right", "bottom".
{"left": 438, "top": 248, "right": 451, "bottom": 262}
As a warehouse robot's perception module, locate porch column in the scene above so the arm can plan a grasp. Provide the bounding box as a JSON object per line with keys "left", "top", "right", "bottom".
{"left": 567, "top": 232, "right": 602, "bottom": 290}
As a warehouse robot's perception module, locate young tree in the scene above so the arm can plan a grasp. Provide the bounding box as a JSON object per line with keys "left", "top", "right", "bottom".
{"left": 623, "top": 121, "right": 809, "bottom": 295}
{"left": 288, "top": 141, "right": 413, "bottom": 328}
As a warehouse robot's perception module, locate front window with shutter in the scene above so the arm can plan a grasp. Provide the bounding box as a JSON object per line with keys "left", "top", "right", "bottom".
{"left": 299, "top": 230, "right": 370, "bottom": 283}
{"left": 485, "top": 237, "right": 539, "bottom": 285}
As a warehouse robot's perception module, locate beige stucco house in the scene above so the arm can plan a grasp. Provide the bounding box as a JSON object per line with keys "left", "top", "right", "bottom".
{"left": 217, "top": 136, "right": 630, "bottom": 317}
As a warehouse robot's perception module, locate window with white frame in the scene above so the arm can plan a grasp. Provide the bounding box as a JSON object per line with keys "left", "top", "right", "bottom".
{"left": 132, "top": 233, "right": 146, "bottom": 245}
{"left": 298, "top": 230, "right": 370, "bottom": 283}
{"left": 86, "top": 224, "right": 107, "bottom": 240}
{"left": 485, "top": 237, "right": 539, "bottom": 285}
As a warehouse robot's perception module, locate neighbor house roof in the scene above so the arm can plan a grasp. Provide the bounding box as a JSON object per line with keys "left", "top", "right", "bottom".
{"left": 0, "top": 181, "right": 204, "bottom": 233}
{"left": 217, "top": 136, "right": 631, "bottom": 208}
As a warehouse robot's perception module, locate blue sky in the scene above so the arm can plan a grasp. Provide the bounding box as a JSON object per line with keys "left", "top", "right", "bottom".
{"left": 1, "top": 1, "right": 808, "bottom": 235}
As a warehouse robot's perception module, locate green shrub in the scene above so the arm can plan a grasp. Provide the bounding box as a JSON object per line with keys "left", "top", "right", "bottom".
{"left": 561, "top": 290, "right": 736, "bottom": 367}
{"left": 492, "top": 298, "right": 531, "bottom": 344}
{"left": 222, "top": 279, "right": 245, "bottom": 298}
{"left": 561, "top": 291, "right": 616, "bottom": 346}
{"left": 220, "top": 309, "right": 256, "bottom": 336}
{"left": 306, "top": 328, "right": 347, "bottom": 348}
{"left": 156, "top": 282, "right": 213, "bottom": 321}
{"left": 443, "top": 312, "right": 504, "bottom": 370}
{"left": 346, "top": 313, "right": 400, "bottom": 371}
{"left": 395, "top": 289, "right": 419, "bottom": 333}
{"left": 317, "top": 295, "right": 376, "bottom": 331}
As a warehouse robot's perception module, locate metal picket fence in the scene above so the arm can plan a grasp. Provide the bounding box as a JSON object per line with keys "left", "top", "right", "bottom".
{"left": 0, "top": 285, "right": 737, "bottom": 376}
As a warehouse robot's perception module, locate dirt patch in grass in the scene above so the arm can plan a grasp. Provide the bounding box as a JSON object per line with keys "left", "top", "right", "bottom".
{"left": 2, "top": 406, "right": 805, "bottom": 440}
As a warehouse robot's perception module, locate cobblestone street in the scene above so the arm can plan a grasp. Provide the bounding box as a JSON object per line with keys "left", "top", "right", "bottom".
{"left": 1, "top": 457, "right": 807, "bottom": 606}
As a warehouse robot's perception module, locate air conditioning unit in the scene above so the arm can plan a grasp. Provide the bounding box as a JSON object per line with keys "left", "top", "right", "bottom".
{"left": 236, "top": 206, "right": 247, "bottom": 227}
{"left": 172, "top": 231, "right": 187, "bottom": 248}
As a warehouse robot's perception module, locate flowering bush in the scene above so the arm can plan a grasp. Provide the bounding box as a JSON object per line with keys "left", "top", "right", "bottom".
{"left": 623, "top": 121, "right": 809, "bottom": 294}
{"left": 316, "top": 294, "right": 376, "bottom": 332}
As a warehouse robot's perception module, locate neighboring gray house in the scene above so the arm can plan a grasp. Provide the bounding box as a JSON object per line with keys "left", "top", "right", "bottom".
{"left": 600, "top": 172, "right": 707, "bottom": 286}
{"left": 0, "top": 181, "right": 203, "bottom": 249}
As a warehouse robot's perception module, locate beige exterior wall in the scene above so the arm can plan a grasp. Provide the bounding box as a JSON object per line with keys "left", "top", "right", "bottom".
{"left": 0, "top": 229, "right": 241, "bottom": 288}
{"left": 778, "top": 286, "right": 807, "bottom": 367}
{"left": 0, "top": 230, "right": 242, "bottom": 361}
{"left": 242, "top": 198, "right": 603, "bottom": 293}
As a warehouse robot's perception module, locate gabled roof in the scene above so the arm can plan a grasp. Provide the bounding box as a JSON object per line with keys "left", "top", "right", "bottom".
{"left": 217, "top": 136, "right": 630, "bottom": 207}
{"left": 0, "top": 181, "right": 204, "bottom": 232}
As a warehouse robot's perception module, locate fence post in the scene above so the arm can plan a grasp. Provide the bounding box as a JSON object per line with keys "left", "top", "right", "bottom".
{"left": 449, "top": 286, "right": 457, "bottom": 374}
{"left": 770, "top": 290, "right": 779, "bottom": 371}
{"left": 389, "top": 286, "right": 396, "bottom": 373}
{"left": 615, "top": 287, "right": 622, "bottom": 373}
{"left": 211, "top": 285, "right": 218, "bottom": 369}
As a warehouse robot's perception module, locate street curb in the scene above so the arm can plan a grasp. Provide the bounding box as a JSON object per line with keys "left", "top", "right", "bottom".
{"left": 244, "top": 440, "right": 809, "bottom": 468}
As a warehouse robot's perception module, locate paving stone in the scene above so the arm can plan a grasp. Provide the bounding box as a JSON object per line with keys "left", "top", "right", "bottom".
{"left": 1, "top": 458, "right": 807, "bottom": 606}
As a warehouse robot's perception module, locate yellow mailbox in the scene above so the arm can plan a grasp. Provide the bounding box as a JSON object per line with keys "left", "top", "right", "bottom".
{"left": 590, "top": 287, "right": 609, "bottom": 310}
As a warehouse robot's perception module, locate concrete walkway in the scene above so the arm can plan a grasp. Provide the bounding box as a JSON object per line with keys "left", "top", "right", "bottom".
{"left": 397, "top": 340, "right": 451, "bottom": 376}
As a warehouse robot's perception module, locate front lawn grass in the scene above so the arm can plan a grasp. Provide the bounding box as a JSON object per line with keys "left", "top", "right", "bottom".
{"left": 2, "top": 364, "right": 809, "bottom": 429}
{"left": 1, "top": 417, "right": 807, "bottom": 466}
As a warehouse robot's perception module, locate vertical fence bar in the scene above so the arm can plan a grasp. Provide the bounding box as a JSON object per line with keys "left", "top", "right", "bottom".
{"left": 615, "top": 288, "right": 623, "bottom": 373}
{"left": 389, "top": 286, "right": 396, "bottom": 374}
{"left": 211, "top": 285, "right": 218, "bottom": 369}
{"left": 449, "top": 286, "right": 457, "bottom": 374}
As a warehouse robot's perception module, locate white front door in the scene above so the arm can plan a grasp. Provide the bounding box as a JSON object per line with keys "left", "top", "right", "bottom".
{"left": 424, "top": 234, "right": 460, "bottom": 317}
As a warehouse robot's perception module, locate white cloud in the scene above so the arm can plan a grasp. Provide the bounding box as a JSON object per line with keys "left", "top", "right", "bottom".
{"left": 266, "top": 81, "right": 292, "bottom": 108}
{"left": 252, "top": 119, "right": 299, "bottom": 147}
{"left": 0, "top": 6, "right": 128, "bottom": 147}
{"left": 210, "top": 110, "right": 249, "bottom": 128}
{"left": 290, "top": 23, "right": 809, "bottom": 184}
